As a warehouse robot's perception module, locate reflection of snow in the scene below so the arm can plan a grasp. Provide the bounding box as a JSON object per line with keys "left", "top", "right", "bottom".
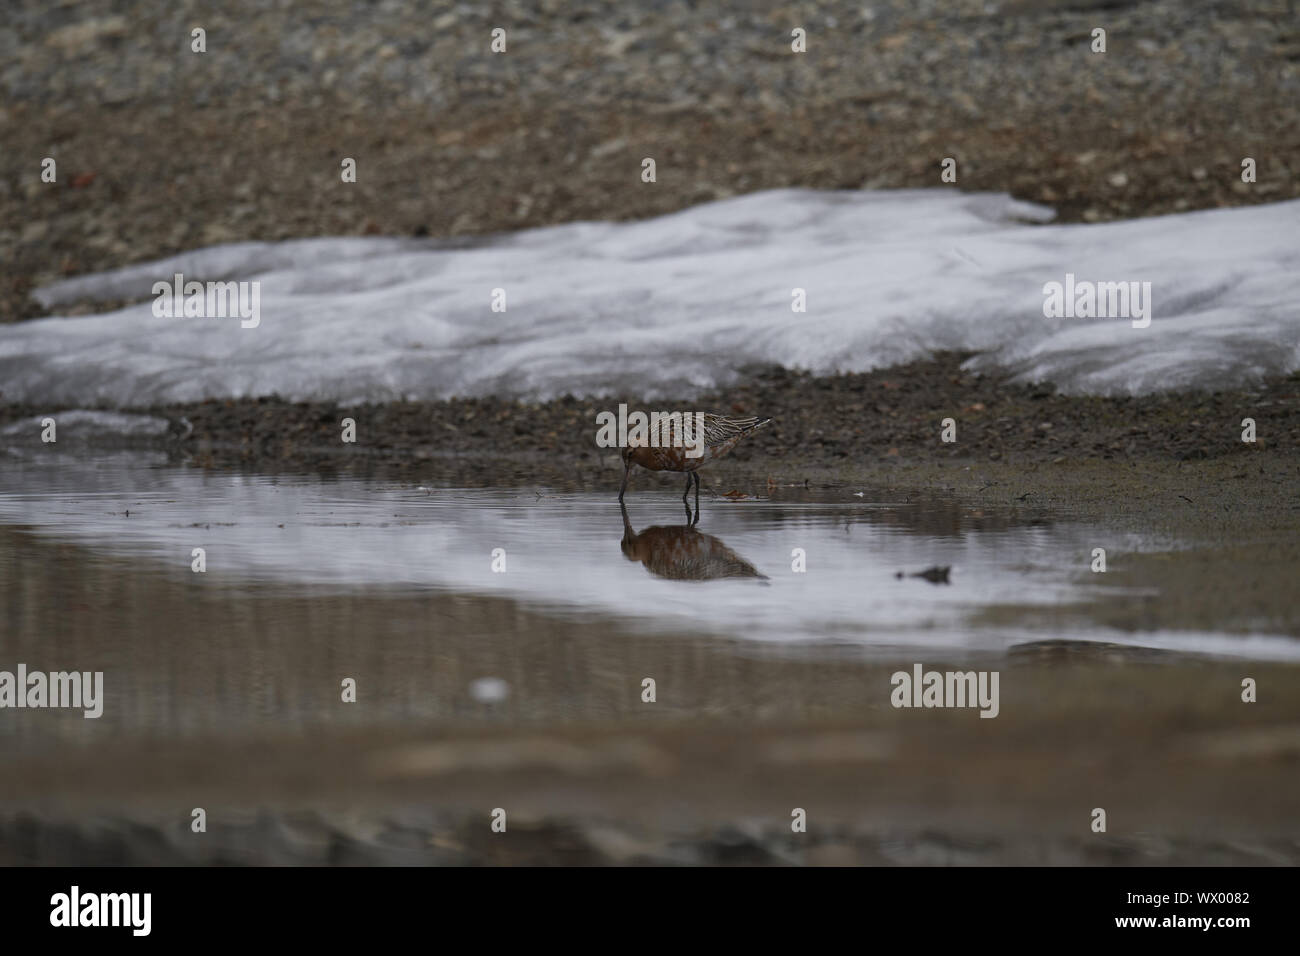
{"left": 0, "top": 461, "right": 1296, "bottom": 661}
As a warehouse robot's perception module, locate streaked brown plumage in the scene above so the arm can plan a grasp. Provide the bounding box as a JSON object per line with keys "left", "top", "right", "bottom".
{"left": 617, "top": 413, "right": 771, "bottom": 505}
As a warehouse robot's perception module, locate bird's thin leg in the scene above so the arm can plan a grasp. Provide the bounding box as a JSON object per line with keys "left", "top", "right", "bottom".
{"left": 681, "top": 473, "right": 692, "bottom": 503}
{"left": 618, "top": 461, "right": 631, "bottom": 502}
{"left": 693, "top": 472, "right": 700, "bottom": 512}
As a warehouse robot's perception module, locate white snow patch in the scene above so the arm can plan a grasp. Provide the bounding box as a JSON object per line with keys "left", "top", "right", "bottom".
{"left": 5, "top": 189, "right": 1296, "bottom": 406}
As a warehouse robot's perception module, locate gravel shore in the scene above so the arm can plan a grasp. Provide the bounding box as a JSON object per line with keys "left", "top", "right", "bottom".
{"left": 3, "top": 0, "right": 1298, "bottom": 322}
{"left": 5, "top": 351, "right": 1291, "bottom": 479}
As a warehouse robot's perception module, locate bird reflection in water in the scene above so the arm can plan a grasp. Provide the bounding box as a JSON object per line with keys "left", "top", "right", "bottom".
{"left": 619, "top": 502, "right": 768, "bottom": 582}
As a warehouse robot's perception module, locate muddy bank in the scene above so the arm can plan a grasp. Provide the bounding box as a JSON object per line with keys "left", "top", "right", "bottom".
{"left": 7, "top": 353, "right": 1296, "bottom": 479}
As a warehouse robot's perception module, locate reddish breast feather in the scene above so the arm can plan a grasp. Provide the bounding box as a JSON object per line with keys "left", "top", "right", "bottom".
{"left": 632, "top": 445, "right": 691, "bottom": 471}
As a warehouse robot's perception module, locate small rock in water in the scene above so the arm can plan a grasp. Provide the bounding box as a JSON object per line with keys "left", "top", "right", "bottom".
{"left": 894, "top": 566, "right": 951, "bottom": 584}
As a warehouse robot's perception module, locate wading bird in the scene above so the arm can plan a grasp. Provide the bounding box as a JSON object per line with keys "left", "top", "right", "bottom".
{"left": 618, "top": 414, "right": 771, "bottom": 508}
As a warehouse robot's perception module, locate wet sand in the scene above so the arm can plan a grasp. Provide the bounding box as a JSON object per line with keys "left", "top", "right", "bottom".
{"left": 5, "top": 660, "right": 1300, "bottom": 865}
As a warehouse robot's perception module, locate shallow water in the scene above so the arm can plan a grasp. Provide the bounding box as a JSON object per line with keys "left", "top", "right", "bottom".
{"left": 0, "top": 460, "right": 1113, "bottom": 653}
{"left": 3, "top": 458, "right": 1299, "bottom": 864}
{"left": 1, "top": 459, "right": 1295, "bottom": 662}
